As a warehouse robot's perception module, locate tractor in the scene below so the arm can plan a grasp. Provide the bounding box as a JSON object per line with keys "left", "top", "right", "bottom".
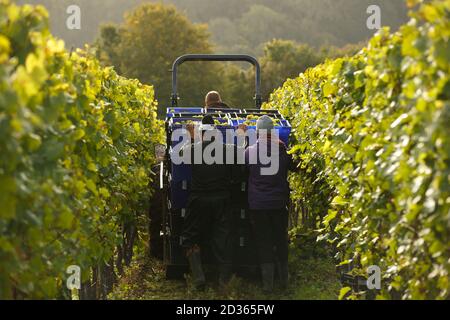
{"left": 149, "top": 54, "right": 291, "bottom": 279}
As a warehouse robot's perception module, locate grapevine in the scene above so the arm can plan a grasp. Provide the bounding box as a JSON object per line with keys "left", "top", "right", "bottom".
{"left": 266, "top": 0, "right": 450, "bottom": 299}
{"left": 0, "top": 1, "right": 163, "bottom": 299}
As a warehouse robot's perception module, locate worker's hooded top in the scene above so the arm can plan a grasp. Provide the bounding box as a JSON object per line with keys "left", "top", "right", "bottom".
{"left": 245, "top": 137, "right": 293, "bottom": 210}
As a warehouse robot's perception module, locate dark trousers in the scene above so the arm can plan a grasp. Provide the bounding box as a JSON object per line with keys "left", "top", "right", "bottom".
{"left": 250, "top": 208, "right": 289, "bottom": 264}
{"left": 182, "top": 194, "right": 232, "bottom": 265}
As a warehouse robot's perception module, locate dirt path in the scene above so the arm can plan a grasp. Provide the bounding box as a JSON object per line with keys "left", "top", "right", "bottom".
{"left": 108, "top": 247, "right": 341, "bottom": 300}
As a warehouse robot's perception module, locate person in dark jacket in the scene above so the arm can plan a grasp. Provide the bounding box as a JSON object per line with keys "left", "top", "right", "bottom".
{"left": 180, "top": 115, "right": 234, "bottom": 290}
{"left": 204, "top": 91, "right": 229, "bottom": 109}
{"left": 244, "top": 115, "right": 294, "bottom": 293}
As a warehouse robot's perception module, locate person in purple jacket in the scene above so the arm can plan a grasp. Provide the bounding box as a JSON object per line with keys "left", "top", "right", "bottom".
{"left": 244, "top": 115, "right": 294, "bottom": 293}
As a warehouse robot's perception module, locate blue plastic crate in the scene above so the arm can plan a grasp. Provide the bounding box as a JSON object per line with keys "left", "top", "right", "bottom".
{"left": 243, "top": 109, "right": 280, "bottom": 114}
{"left": 169, "top": 209, "right": 187, "bottom": 235}
{"left": 170, "top": 162, "right": 192, "bottom": 184}
{"left": 165, "top": 107, "right": 292, "bottom": 216}
{"left": 228, "top": 118, "right": 291, "bottom": 145}
{"left": 277, "top": 127, "right": 291, "bottom": 146}
{"left": 169, "top": 117, "right": 233, "bottom": 144}
{"left": 170, "top": 180, "right": 190, "bottom": 210}
{"left": 229, "top": 117, "right": 287, "bottom": 127}
{"left": 169, "top": 114, "right": 229, "bottom": 130}
{"left": 168, "top": 117, "right": 201, "bottom": 150}
{"left": 168, "top": 235, "right": 187, "bottom": 265}
{"left": 205, "top": 108, "right": 242, "bottom": 114}
{"left": 229, "top": 118, "right": 249, "bottom": 127}
{"left": 169, "top": 116, "right": 203, "bottom": 126}
{"left": 166, "top": 107, "right": 203, "bottom": 115}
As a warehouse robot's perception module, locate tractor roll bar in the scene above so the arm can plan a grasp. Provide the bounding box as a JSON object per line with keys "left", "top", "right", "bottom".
{"left": 171, "top": 54, "right": 262, "bottom": 108}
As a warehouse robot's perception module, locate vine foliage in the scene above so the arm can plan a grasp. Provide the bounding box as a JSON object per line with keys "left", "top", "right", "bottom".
{"left": 0, "top": 1, "right": 163, "bottom": 299}
{"left": 267, "top": 0, "right": 450, "bottom": 299}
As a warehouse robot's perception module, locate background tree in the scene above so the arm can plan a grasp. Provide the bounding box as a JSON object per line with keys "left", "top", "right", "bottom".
{"left": 19, "top": 0, "right": 408, "bottom": 55}
{"left": 228, "top": 39, "right": 365, "bottom": 104}
{"left": 259, "top": 40, "right": 324, "bottom": 101}
{"left": 18, "top": 0, "right": 406, "bottom": 110}
{"left": 221, "top": 64, "right": 256, "bottom": 108}
{"left": 238, "top": 5, "right": 287, "bottom": 52}
{"left": 96, "top": 3, "right": 224, "bottom": 115}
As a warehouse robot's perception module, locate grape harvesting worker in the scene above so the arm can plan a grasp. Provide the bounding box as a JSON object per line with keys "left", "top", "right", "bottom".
{"left": 180, "top": 115, "right": 234, "bottom": 290}
{"left": 243, "top": 115, "right": 294, "bottom": 293}
{"left": 204, "top": 91, "right": 229, "bottom": 109}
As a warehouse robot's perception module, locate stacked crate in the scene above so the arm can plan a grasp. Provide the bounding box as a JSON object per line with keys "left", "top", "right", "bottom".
{"left": 164, "top": 107, "right": 291, "bottom": 269}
